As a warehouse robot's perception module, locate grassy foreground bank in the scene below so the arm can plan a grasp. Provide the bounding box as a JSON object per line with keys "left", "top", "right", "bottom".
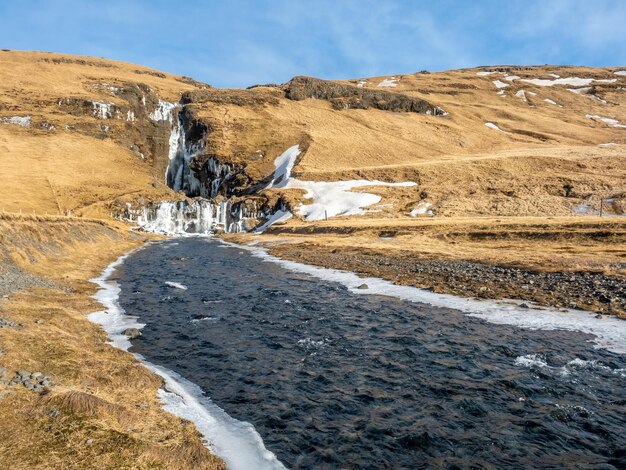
{"left": 0, "top": 213, "right": 225, "bottom": 470}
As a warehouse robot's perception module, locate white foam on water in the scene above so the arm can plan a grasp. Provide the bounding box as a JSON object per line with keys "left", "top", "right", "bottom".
{"left": 514, "top": 354, "right": 550, "bottom": 369}
{"left": 514, "top": 355, "right": 625, "bottom": 377}
{"left": 89, "top": 252, "right": 286, "bottom": 470}
{"left": 165, "top": 281, "right": 188, "bottom": 290}
{"left": 227, "top": 241, "right": 626, "bottom": 355}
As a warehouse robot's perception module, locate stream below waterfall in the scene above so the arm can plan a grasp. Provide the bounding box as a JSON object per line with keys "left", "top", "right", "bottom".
{"left": 115, "top": 238, "right": 626, "bottom": 469}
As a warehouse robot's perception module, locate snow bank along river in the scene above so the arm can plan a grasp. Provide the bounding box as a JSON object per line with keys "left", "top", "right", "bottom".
{"left": 93, "top": 238, "right": 626, "bottom": 469}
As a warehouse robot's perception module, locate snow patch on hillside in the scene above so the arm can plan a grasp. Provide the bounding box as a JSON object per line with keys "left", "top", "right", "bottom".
{"left": 485, "top": 122, "right": 509, "bottom": 133}
{"left": 377, "top": 78, "right": 398, "bottom": 87}
{"left": 267, "top": 146, "right": 417, "bottom": 221}
{"left": 568, "top": 87, "right": 592, "bottom": 95}
{"left": 586, "top": 114, "right": 626, "bottom": 128}
{"left": 255, "top": 210, "right": 293, "bottom": 232}
{"left": 410, "top": 202, "right": 433, "bottom": 217}
{"left": 1, "top": 116, "right": 31, "bottom": 127}
{"left": 544, "top": 98, "right": 561, "bottom": 107}
{"left": 522, "top": 77, "right": 616, "bottom": 87}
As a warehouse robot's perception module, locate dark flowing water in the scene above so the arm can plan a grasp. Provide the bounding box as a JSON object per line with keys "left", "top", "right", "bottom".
{"left": 117, "top": 238, "right": 626, "bottom": 469}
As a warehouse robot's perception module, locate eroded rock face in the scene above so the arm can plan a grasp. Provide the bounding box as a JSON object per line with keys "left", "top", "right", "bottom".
{"left": 54, "top": 82, "right": 177, "bottom": 171}
{"left": 285, "top": 76, "right": 446, "bottom": 114}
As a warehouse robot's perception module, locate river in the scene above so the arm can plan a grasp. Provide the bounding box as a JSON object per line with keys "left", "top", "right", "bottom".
{"left": 112, "top": 238, "right": 625, "bottom": 469}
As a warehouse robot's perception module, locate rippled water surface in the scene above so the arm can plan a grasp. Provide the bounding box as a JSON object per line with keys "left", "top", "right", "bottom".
{"left": 118, "top": 238, "right": 626, "bottom": 469}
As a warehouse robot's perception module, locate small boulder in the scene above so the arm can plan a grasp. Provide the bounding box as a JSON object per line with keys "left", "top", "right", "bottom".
{"left": 123, "top": 328, "right": 141, "bottom": 339}
{"left": 357, "top": 284, "right": 369, "bottom": 290}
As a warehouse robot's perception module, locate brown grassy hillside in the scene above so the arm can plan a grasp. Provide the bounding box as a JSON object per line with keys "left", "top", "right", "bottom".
{"left": 0, "top": 50, "right": 197, "bottom": 217}
{"left": 1, "top": 50, "right": 624, "bottom": 219}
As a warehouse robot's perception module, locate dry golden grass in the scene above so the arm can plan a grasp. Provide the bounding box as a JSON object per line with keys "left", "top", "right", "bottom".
{"left": 0, "top": 215, "right": 225, "bottom": 469}
{"left": 228, "top": 215, "right": 626, "bottom": 276}
{"left": 0, "top": 50, "right": 196, "bottom": 218}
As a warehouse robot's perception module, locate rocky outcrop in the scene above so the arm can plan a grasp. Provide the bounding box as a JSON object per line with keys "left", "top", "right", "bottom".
{"left": 181, "top": 88, "right": 280, "bottom": 107}
{"left": 285, "top": 76, "right": 446, "bottom": 114}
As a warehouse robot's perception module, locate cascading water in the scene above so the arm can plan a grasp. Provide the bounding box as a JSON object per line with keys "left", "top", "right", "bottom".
{"left": 135, "top": 103, "right": 245, "bottom": 235}
{"left": 165, "top": 107, "right": 204, "bottom": 197}
{"left": 119, "top": 100, "right": 281, "bottom": 235}
{"left": 134, "top": 200, "right": 242, "bottom": 235}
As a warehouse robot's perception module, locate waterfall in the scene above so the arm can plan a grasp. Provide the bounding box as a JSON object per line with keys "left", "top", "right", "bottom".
{"left": 124, "top": 101, "right": 269, "bottom": 236}
{"left": 133, "top": 200, "right": 245, "bottom": 235}
{"left": 164, "top": 109, "right": 204, "bottom": 196}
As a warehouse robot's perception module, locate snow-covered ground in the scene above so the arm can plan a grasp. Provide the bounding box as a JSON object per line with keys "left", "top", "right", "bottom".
{"left": 485, "top": 122, "right": 508, "bottom": 133}
{"left": 568, "top": 86, "right": 592, "bottom": 95}
{"left": 377, "top": 77, "right": 397, "bottom": 87}
{"left": 254, "top": 210, "right": 293, "bottom": 232}
{"left": 266, "top": 145, "right": 416, "bottom": 222}
{"left": 409, "top": 201, "right": 433, "bottom": 217}
{"left": 544, "top": 98, "right": 561, "bottom": 107}
{"left": 521, "top": 77, "right": 616, "bottom": 87}
{"left": 586, "top": 114, "right": 626, "bottom": 129}
{"left": 0, "top": 115, "right": 31, "bottom": 127}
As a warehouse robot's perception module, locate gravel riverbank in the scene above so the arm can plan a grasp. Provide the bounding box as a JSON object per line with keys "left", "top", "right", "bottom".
{"left": 270, "top": 245, "right": 626, "bottom": 318}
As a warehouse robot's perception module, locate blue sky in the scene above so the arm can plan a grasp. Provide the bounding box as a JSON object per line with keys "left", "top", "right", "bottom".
{"left": 1, "top": 0, "right": 625, "bottom": 88}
